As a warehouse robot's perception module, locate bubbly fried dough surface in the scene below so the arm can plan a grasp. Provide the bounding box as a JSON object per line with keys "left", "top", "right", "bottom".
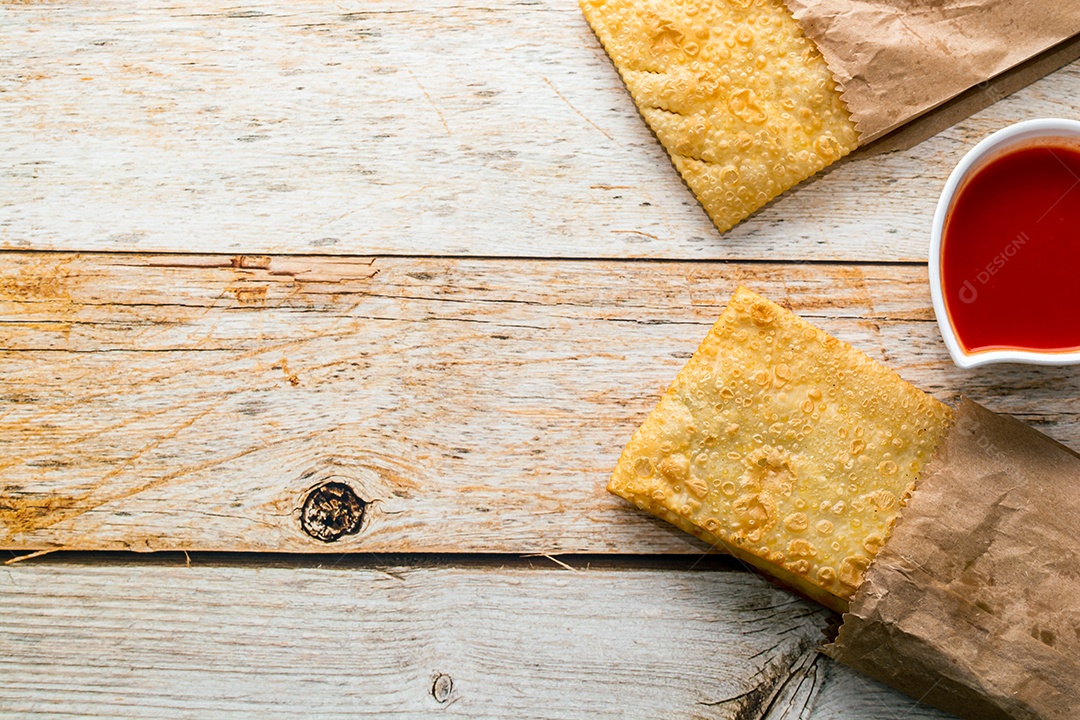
{"left": 609, "top": 288, "right": 951, "bottom": 612}
{"left": 581, "top": 0, "right": 859, "bottom": 232}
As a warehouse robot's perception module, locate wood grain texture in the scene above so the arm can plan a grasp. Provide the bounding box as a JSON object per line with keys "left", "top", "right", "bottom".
{"left": 3, "top": 253, "right": 1077, "bottom": 553}
{"left": 2, "top": 3, "right": 1070, "bottom": 717}
{"left": 0, "top": 557, "right": 952, "bottom": 719}
{"left": 1, "top": 0, "right": 1079, "bottom": 261}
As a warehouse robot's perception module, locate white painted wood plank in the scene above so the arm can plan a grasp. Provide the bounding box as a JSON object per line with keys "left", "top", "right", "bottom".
{"left": 2, "top": 254, "right": 1077, "bottom": 553}
{"left": 0, "top": 558, "right": 953, "bottom": 719}
{"left": 2, "top": 0, "right": 1079, "bottom": 261}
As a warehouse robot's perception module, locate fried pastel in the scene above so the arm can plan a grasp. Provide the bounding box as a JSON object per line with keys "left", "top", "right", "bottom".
{"left": 609, "top": 288, "right": 951, "bottom": 612}
{"left": 580, "top": 0, "right": 859, "bottom": 232}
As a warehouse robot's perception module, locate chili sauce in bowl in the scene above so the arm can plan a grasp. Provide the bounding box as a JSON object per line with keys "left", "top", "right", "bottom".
{"left": 930, "top": 119, "right": 1080, "bottom": 368}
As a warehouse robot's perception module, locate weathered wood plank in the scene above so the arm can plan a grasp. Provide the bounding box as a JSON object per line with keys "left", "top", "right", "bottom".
{"left": 2, "top": 253, "right": 1077, "bottom": 552}
{"left": 2, "top": 0, "right": 1079, "bottom": 261}
{"left": 0, "top": 557, "right": 952, "bottom": 719}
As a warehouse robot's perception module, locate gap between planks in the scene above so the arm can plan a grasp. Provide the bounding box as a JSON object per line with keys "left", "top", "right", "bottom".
{"left": 0, "top": 249, "right": 928, "bottom": 267}
{"left": 2, "top": 550, "right": 748, "bottom": 573}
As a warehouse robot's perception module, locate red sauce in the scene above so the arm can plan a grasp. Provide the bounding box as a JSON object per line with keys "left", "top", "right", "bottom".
{"left": 942, "top": 141, "right": 1080, "bottom": 353}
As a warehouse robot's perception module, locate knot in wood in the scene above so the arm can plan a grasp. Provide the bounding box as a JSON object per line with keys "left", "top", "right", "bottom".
{"left": 431, "top": 674, "right": 453, "bottom": 703}
{"left": 300, "top": 482, "right": 366, "bottom": 542}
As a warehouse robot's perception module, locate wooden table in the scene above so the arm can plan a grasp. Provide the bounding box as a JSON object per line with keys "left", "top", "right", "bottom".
{"left": 2, "top": 2, "right": 1078, "bottom": 717}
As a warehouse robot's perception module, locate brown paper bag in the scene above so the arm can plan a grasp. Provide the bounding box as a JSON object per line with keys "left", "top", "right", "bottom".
{"left": 860, "top": 34, "right": 1080, "bottom": 156}
{"left": 825, "top": 399, "right": 1080, "bottom": 720}
{"left": 783, "top": 0, "right": 1080, "bottom": 145}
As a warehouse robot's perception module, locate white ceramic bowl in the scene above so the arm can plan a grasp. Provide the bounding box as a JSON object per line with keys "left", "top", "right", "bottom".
{"left": 929, "top": 118, "right": 1080, "bottom": 369}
